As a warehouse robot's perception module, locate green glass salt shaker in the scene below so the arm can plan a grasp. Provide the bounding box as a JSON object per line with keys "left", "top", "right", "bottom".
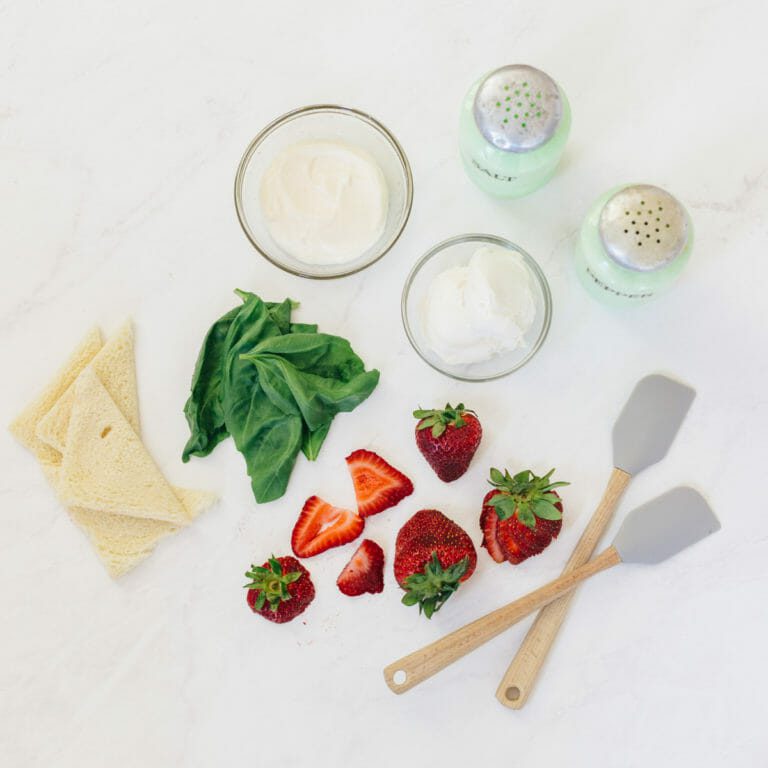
{"left": 459, "top": 64, "right": 571, "bottom": 198}
{"left": 575, "top": 184, "right": 693, "bottom": 305}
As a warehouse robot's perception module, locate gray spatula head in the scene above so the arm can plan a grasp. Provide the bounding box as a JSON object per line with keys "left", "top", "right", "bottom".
{"left": 612, "top": 374, "right": 695, "bottom": 475}
{"left": 613, "top": 487, "right": 720, "bottom": 564}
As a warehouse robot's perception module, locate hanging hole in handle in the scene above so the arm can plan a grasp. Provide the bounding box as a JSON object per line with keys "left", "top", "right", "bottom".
{"left": 392, "top": 670, "right": 407, "bottom": 686}
{"left": 505, "top": 686, "right": 521, "bottom": 701}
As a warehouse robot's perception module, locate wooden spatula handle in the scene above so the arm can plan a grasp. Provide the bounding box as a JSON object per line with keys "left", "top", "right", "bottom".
{"left": 495, "top": 466, "right": 631, "bottom": 708}
{"left": 383, "top": 547, "right": 622, "bottom": 694}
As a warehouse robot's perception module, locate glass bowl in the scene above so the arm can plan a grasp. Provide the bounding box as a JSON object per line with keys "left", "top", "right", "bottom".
{"left": 401, "top": 234, "right": 552, "bottom": 381}
{"left": 234, "top": 105, "right": 413, "bottom": 279}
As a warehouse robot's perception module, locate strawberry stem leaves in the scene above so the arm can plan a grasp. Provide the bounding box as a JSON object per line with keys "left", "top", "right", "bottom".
{"left": 244, "top": 556, "right": 302, "bottom": 612}
{"left": 413, "top": 403, "right": 476, "bottom": 439}
{"left": 401, "top": 552, "right": 469, "bottom": 619}
{"left": 487, "top": 468, "right": 569, "bottom": 529}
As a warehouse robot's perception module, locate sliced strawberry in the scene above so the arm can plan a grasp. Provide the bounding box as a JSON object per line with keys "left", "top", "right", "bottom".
{"left": 495, "top": 519, "right": 528, "bottom": 565}
{"left": 480, "top": 500, "right": 506, "bottom": 563}
{"left": 291, "top": 496, "right": 364, "bottom": 558}
{"left": 483, "top": 469, "right": 567, "bottom": 565}
{"left": 336, "top": 539, "right": 385, "bottom": 596}
{"left": 495, "top": 500, "right": 563, "bottom": 564}
{"left": 345, "top": 449, "right": 414, "bottom": 517}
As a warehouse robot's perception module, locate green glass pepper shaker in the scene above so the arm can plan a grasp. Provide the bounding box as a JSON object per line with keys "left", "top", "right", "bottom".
{"left": 459, "top": 64, "right": 571, "bottom": 198}
{"left": 575, "top": 184, "right": 693, "bottom": 305}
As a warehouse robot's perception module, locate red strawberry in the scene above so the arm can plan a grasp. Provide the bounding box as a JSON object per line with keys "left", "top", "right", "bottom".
{"left": 481, "top": 468, "right": 568, "bottom": 565}
{"left": 394, "top": 509, "right": 477, "bottom": 618}
{"left": 480, "top": 491, "right": 506, "bottom": 563}
{"left": 346, "top": 449, "right": 414, "bottom": 517}
{"left": 336, "top": 539, "right": 385, "bottom": 596}
{"left": 245, "top": 555, "right": 315, "bottom": 623}
{"left": 414, "top": 403, "right": 482, "bottom": 482}
{"left": 291, "top": 496, "right": 364, "bottom": 558}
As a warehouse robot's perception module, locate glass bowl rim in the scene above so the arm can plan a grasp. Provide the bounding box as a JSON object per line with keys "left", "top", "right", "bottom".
{"left": 401, "top": 233, "right": 553, "bottom": 382}
{"left": 233, "top": 104, "right": 414, "bottom": 279}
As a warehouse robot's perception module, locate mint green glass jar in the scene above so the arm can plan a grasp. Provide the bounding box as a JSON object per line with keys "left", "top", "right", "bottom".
{"left": 459, "top": 64, "right": 571, "bottom": 198}
{"left": 575, "top": 184, "right": 693, "bottom": 305}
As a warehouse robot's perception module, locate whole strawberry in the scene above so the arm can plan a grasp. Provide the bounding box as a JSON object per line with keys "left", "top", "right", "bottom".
{"left": 245, "top": 555, "right": 315, "bottom": 624}
{"left": 414, "top": 403, "right": 482, "bottom": 482}
{"left": 394, "top": 509, "right": 477, "bottom": 618}
{"left": 481, "top": 468, "right": 568, "bottom": 565}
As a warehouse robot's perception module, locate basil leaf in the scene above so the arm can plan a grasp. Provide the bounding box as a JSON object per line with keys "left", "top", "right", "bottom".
{"left": 181, "top": 303, "right": 241, "bottom": 461}
{"left": 265, "top": 299, "right": 295, "bottom": 335}
{"left": 183, "top": 291, "right": 378, "bottom": 504}
{"left": 220, "top": 295, "right": 300, "bottom": 502}
{"left": 301, "top": 422, "right": 331, "bottom": 461}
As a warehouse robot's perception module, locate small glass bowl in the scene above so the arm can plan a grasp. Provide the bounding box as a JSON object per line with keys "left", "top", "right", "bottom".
{"left": 401, "top": 234, "right": 552, "bottom": 381}
{"left": 234, "top": 105, "right": 413, "bottom": 279}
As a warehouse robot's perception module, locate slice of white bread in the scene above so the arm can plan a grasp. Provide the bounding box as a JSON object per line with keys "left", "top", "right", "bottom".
{"left": 58, "top": 368, "right": 192, "bottom": 525}
{"left": 9, "top": 327, "right": 103, "bottom": 466}
{"left": 68, "top": 488, "right": 216, "bottom": 578}
{"left": 36, "top": 321, "right": 139, "bottom": 453}
{"left": 43, "top": 465, "right": 217, "bottom": 578}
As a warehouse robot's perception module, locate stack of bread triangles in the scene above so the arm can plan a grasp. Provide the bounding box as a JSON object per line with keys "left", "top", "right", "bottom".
{"left": 10, "top": 323, "right": 216, "bottom": 578}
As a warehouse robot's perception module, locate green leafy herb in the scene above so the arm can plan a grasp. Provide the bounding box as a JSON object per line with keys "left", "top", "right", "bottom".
{"left": 181, "top": 304, "right": 240, "bottom": 461}
{"left": 182, "top": 291, "right": 379, "bottom": 504}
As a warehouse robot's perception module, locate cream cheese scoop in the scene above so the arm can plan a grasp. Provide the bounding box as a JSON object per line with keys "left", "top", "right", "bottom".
{"left": 422, "top": 244, "right": 536, "bottom": 365}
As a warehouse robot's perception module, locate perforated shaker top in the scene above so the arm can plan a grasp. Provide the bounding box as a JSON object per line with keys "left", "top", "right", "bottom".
{"left": 473, "top": 65, "right": 562, "bottom": 153}
{"left": 599, "top": 185, "right": 689, "bottom": 272}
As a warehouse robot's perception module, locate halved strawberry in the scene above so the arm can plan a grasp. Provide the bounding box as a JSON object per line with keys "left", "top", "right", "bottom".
{"left": 336, "top": 539, "right": 385, "bottom": 596}
{"left": 345, "top": 449, "right": 414, "bottom": 517}
{"left": 291, "top": 496, "right": 364, "bottom": 558}
{"left": 480, "top": 491, "right": 506, "bottom": 563}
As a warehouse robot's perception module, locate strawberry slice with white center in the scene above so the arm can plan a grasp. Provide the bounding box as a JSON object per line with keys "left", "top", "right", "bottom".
{"left": 345, "top": 449, "right": 414, "bottom": 517}
{"left": 291, "top": 496, "right": 364, "bottom": 558}
{"left": 336, "top": 539, "right": 385, "bottom": 596}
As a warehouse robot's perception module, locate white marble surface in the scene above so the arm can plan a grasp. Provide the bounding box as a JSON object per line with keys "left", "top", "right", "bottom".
{"left": 2, "top": 1, "right": 767, "bottom": 766}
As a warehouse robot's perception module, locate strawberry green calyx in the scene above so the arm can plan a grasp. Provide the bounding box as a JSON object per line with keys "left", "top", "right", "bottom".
{"left": 244, "top": 556, "right": 302, "bottom": 613}
{"left": 401, "top": 552, "right": 470, "bottom": 619}
{"left": 487, "top": 468, "right": 569, "bottom": 530}
{"left": 413, "top": 403, "right": 476, "bottom": 439}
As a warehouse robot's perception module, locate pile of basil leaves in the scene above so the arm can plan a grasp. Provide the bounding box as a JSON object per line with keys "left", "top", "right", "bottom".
{"left": 182, "top": 291, "right": 379, "bottom": 503}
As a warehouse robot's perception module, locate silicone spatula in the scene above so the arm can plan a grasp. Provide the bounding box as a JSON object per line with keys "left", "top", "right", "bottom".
{"left": 383, "top": 488, "right": 718, "bottom": 694}
{"left": 495, "top": 373, "right": 695, "bottom": 708}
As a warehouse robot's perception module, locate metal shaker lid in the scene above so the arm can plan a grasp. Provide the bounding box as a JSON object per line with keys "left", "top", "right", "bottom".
{"left": 473, "top": 65, "right": 562, "bottom": 153}
{"left": 599, "top": 185, "right": 689, "bottom": 272}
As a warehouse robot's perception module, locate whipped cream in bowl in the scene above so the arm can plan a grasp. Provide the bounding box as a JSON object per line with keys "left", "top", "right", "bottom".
{"left": 235, "top": 105, "right": 413, "bottom": 279}
{"left": 402, "top": 235, "right": 552, "bottom": 381}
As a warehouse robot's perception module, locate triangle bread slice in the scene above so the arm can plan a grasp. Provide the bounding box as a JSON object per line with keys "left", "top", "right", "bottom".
{"left": 68, "top": 488, "right": 216, "bottom": 578}
{"left": 36, "top": 321, "right": 139, "bottom": 453}
{"left": 42, "top": 465, "right": 216, "bottom": 578}
{"left": 9, "top": 327, "right": 103, "bottom": 466}
{"left": 58, "top": 367, "right": 192, "bottom": 525}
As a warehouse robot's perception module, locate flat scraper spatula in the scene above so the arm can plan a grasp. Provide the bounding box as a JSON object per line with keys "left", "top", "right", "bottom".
{"left": 384, "top": 487, "right": 719, "bottom": 695}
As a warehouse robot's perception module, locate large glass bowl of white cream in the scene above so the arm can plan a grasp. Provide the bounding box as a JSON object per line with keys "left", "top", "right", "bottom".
{"left": 402, "top": 234, "right": 552, "bottom": 381}
{"left": 235, "top": 105, "right": 413, "bottom": 278}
